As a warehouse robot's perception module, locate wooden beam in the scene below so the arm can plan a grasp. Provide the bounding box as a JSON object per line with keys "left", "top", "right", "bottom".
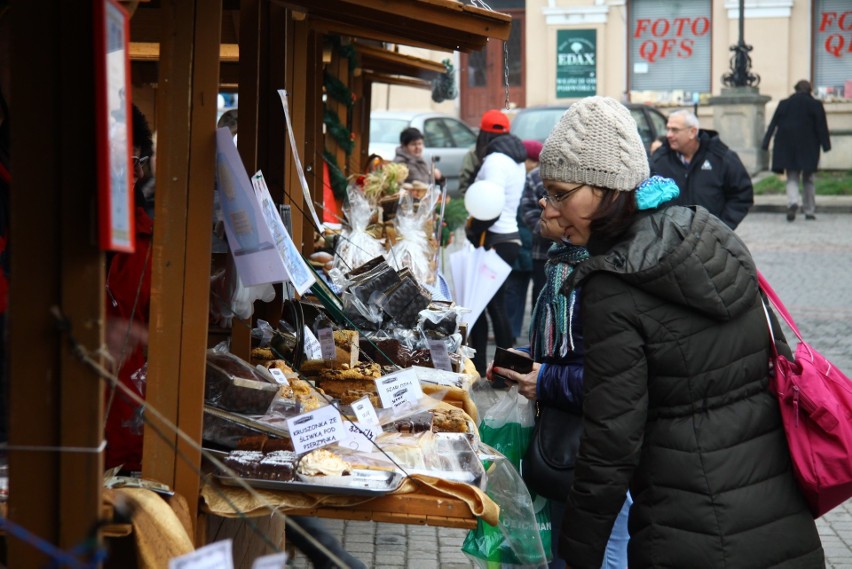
{"left": 362, "top": 71, "right": 433, "bottom": 90}
{"left": 356, "top": 43, "right": 446, "bottom": 80}
{"left": 9, "top": 0, "right": 103, "bottom": 564}
{"left": 130, "top": 41, "right": 239, "bottom": 62}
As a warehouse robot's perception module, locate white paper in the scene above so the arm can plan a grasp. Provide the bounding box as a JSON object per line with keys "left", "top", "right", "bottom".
{"left": 267, "top": 367, "right": 290, "bottom": 386}
{"left": 427, "top": 338, "right": 453, "bottom": 371}
{"left": 340, "top": 421, "right": 378, "bottom": 453}
{"left": 169, "top": 540, "right": 233, "bottom": 569}
{"left": 277, "top": 89, "right": 324, "bottom": 232}
{"left": 251, "top": 552, "right": 288, "bottom": 569}
{"left": 410, "top": 365, "right": 465, "bottom": 389}
{"left": 303, "top": 326, "right": 323, "bottom": 360}
{"left": 450, "top": 244, "right": 512, "bottom": 325}
{"left": 351, "top": 395, "right": 381, "bottom": 426}
{"left": 250, "top": 171, "right": 316, "bottom": 295}
{"left": 375, "top": 368, "right": 424, "bottom": 408}
{"left": 286, "top": 404, "right": 345, "bottom": 454}
{"left": 215, "top": 128, "right": 288, "bottom": 287}
{"left": 318, "top": 326, "right": 336, "bottom": 360}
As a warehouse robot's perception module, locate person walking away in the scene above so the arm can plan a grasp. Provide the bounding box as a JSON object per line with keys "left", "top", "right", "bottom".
{"left": 392, "top": 126, "right": 442, "bottom": 186}
{"left": 650, "top": 109, "right": 753, "bottom": 229}
{"left": 466, "top": 130, "right": 526, "bottom": 376}
{"left": 504, "top": 140, "right": 542, "bottom": 342}
{"left": 538, "top": 96, "right": 823, "bottom": 568}
{"left": 762, "top": 80, "right": 831, "bottom": 221}
{"left": 458, "top": 109, "right": 511, "bottom": 194}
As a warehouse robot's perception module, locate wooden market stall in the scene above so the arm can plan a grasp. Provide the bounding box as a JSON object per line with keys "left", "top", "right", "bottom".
{"left": 6, "top": 0, "right": 510, "bottom": 565}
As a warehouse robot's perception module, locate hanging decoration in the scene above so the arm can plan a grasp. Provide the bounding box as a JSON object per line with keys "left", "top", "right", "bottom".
{"left": 432, "top": 59, "right": 459, "bottom": 103}
{"left": 323, "top": 150, "right": 349, "bottom": 203}
{"left": 324, "top": 70, "right": 354, "bottom": 109}
{"left": 323, "top": 107, "right": 354, "bottom": 156}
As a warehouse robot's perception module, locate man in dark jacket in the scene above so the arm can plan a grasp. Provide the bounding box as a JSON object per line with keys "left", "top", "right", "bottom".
{"left": 762, "top": 80, "right": 831, "bottom": 221}
{"left": 650, "top": 110, "right": 753, "bottom": 229}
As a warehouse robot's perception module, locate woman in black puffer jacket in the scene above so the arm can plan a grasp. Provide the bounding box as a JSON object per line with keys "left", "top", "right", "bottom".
{"left": 537, "top": 96, "right": 823, "bottom": 569}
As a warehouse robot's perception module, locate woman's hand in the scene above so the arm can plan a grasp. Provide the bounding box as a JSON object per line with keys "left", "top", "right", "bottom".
{"left": 488, "top": 349, "right": 539, "bottom": 400}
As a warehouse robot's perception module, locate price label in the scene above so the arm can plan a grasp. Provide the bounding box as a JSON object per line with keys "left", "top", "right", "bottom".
{"left": 341, "top": 421, "right": 377, "bottom": 453}
{"left": 267, "top": 367, "right": 290, "bottom": 386}
{"left": 169, "top": 540, "right": 234, "bottom": 569}
{"left": 286, "top": 405, "right": 345, "bottom": 454}
{"left": 351, "top": 395, "right": 381, "bottom": 426}
{"left": 375, "top": 368, "right": 423, "bottom": 409}
{"left": 303, "top": 326, "right": 323, "bottom": 360}
{"left": 427, "top": 338, "right": 453, "bottom": 371}
{"left": 318, "top": 326, "right": 337, "bottom": 360}
{"left": 251, "top": 553, "right": 288, "bottom": 569}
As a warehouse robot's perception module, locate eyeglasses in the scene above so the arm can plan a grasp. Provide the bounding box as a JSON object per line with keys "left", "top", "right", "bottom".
{"left": 543, "top": 183, "right": 585, "bottom": 206}
{"left": 666, "top": 126, "right": 688, "bottom": 133}
{"left": 132, "top": 155, "right": 150, "bottom": 167}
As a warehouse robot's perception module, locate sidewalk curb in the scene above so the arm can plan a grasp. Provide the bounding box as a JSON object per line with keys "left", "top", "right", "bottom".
{"left": 751, "top": 202, "right": 852, "bottom": 214}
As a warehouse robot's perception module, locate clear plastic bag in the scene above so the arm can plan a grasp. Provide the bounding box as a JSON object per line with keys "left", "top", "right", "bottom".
{"left": 333, "top": 189, "right": 385, "bottom": 273}
{"left": 387, "top": 188, "right": 439, "bottom": 285}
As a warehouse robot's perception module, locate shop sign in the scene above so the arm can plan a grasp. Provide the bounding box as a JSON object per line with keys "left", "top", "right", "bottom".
{"left": 556, "top": 29, "right": 596, "bottom": 98}
{"left": 819, "top": 10, "right": 852, "bottom": 58}
{"left": 633, "top": 16, "right": 710, "bottom": 63}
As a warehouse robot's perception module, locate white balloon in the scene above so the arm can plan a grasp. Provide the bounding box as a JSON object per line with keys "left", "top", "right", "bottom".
{"left": 464, "top": 180, "right": 506, "bottom": 220}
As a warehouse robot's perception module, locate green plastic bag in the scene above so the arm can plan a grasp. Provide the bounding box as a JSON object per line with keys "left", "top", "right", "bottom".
{"left": 463, "top": 386, "right": 550, "bottom": 568}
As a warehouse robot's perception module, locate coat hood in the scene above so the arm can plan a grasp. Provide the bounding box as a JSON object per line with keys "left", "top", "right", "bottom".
{"left": 564, "top": 206, "right": 758, "bottom": 321}
{"left": 484, "top": 133, "right": 527, "bottom": 164}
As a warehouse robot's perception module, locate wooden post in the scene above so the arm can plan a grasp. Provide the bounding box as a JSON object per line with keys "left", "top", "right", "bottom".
{"left": 8, "top": 0, "right": 103, "bottom": 564}
{"left": 143, "top": 0, "right": 221, "bottom": 537}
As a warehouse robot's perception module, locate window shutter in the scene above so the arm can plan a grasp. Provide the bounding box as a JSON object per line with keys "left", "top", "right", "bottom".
{"left": 813, "top": 0, "right": 852, "bottom": 97}
{"left": 629, "top": 0, "right": 712, "bottom": 92}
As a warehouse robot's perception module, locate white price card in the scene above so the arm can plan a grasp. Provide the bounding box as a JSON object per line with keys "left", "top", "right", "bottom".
{"left": 267, "top": 367, "right": 290, "bottom": 386}
{"left": 351, "top": 395, "right": 381, "bottom": 426}
{"left": 341, "top": 421, "right": 378, "bottom": 453}
{"left": 303, "top": 326, "right": 323, "bottom": 360}
{"left": 286, "top": 404, "right": 345, "bottom": 454}
{"left": 427, "top": 338, "right": 453, "bottom": 371}
{"left": 169, "top": 539, "right": 233, "bottom": 569}
{"left": 375, "top": 368, "right": 424, "bottom": 409}
{"left": 318, "top": 327, "right": 336, "bottom": 360}
{"left": 251, "top": 552, "right": 288, "bottom": 569}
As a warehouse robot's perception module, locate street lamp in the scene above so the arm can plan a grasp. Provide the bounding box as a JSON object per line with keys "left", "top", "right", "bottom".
{"left": 722, "top": 0, "right": 760, "bottom": 87}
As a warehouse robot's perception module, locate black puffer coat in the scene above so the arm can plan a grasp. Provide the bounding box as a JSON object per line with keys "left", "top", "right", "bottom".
{"left": 558, "top": 206, "right": 824, "bottom": 569}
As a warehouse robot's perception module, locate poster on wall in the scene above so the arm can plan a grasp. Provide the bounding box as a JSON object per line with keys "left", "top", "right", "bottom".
{"left": 556, "top": 29, "right": 597, "bottom": 98}
{"left": 95, "top": 0, "right": 135, "bottom": 252}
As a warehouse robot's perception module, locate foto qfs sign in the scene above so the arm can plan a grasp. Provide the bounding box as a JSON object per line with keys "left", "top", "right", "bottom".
{"left": 820, "top": 11, "right": 852, "bottom": 58}
{"left": 633, "top": 16, "right": 710, "bottom": 63}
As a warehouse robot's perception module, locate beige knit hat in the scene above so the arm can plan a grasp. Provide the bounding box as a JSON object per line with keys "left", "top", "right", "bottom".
{"left": 539, "top": 96, "right": 649, "bottom": 192}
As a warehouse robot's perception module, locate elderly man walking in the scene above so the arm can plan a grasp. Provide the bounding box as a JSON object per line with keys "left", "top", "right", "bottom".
{"left": 762, "top": 80, "right": 831, "bottom": 222}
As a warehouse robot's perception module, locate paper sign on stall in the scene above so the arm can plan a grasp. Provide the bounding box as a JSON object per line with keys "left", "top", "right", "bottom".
{"left": 251, "top": 553, "right": 288, "bottom": 569}
{"left": 286, "top": 404, "right": 345, "bottom": 454}
{"left": 250, "top": 171, "right": 315, "bottom": 295}
{"left": 318, "top": 326, "right": 336, "bottom": 360}
{"left": 303, "top": 326, "right": 323, "bottom": 360}
{"left": 215, "top": 128, "right": 287, "bottom": 287}
{"left": 340, "top": 421, "right": 378, "bottom": 453}
{"left": 375, "top": 368, "right": 423, "bottom": 408}
{"left": 351, "top": 395, "right": 381, "bottom": 426}
{"left": 427, "top": 338, "right": 453, "bottom": 371}
{"left": 267, "top": 367, "right": 290, "bottom": 386}
{"left": 169, "top": 540, "right": 233, "bottom": 569}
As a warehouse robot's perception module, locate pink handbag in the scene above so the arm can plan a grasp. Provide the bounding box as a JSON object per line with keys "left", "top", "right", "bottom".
{"left": 758, "top": 272, "right": 852, "bottom": 517}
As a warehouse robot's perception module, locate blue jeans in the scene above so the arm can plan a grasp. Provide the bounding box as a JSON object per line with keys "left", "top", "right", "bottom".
{"left": 549, "top": 493, "right": 632, "bottom": 569}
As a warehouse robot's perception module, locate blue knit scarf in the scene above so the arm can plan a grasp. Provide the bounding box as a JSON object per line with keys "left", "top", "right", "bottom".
{"left": 529, "top": 243, "right": 589, "bottom": 360}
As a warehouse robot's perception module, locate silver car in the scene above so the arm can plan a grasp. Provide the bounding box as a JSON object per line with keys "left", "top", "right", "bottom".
{"left": 369, "top": 111, "right": 478, "bottom": 194}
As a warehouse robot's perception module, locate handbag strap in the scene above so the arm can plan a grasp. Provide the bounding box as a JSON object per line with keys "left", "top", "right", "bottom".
{"left": 757, "top": 271, "right": 803, "bottom": 343}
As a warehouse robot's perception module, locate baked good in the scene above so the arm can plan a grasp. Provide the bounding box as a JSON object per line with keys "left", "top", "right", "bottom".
{"left": 391, "top": 411, "right": 433, "bottom": 434}
{"left": 297, "top": 449, "right": 352, "bottom": 477}
{"left": 223, "top": 450, "right": 263, "bottom": 478}
{"left": 256, "top": 450, "right": 298, "bottom": 481}
{"left": 432, "top": 408, "right": 469, "bottom": 433}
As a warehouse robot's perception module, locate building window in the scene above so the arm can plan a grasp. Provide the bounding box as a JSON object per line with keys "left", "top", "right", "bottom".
{"left": 629, "top": 0, "right": 712, "bottom": 104}
{"left": 814, "top": 0, "right": 852, "bottom": 100}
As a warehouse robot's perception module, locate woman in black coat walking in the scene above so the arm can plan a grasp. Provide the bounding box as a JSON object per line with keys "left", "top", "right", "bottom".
{"left": 762, "top": 80, "right": 831, "bottom": 221}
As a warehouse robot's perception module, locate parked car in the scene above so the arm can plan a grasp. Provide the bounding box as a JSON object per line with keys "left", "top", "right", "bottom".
{"left": 368, "top": 111, "right": 478, "bottom": 194}
{"left": 510, "top": 103, "right": 669, "bottom": 155}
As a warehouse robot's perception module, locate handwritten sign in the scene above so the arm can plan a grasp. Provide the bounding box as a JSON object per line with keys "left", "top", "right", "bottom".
{"left": 286, "top": 405, "right": 345, "bottom": 454}
{"left": 375, "top": 369, "right": 423, "bottom": 408}
{"left": 169, "top": 540, "right": 233, "bottom": 569}
{"left": 351, "top": 396, "right": 381, "bottom": 426}
{"left": 303, "top": 326, "right": 323, "bottom": 360}
{"left": 318, "top": 326, "right": 336, "bottom": 360}
{"left": 267, "top": 367, "right": 290, "bottom": 386}
{"left": 427, "top": 339, "right": 453, "bottom": 371}
{"left": 341, "top": 421, "right": 378, "bottom": 453}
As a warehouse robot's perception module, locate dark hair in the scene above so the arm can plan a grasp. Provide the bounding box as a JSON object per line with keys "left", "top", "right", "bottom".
{"left": 794, "top": 80, "right": 812, "bottom": 94}
{"left": 475, "top": 130, "right": 503, "bottom": 161}
{"left": 400, "top": 127, "right": 424, "bottom": 146}
{"left": 588, "top": 188, "right": 638, "bottom": 240}
{"left": 132, "top": 104, "right": 154, "bottom": 158}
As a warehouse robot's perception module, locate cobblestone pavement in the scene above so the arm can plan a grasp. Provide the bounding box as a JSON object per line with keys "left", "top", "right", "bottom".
{"left": 289, "top": 210, "right": 852, "bottom": 569}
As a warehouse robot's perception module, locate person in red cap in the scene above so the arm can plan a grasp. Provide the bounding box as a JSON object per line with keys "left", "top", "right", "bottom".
{"left": 458, "top": 109, "right": 511, "bottom": 194}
